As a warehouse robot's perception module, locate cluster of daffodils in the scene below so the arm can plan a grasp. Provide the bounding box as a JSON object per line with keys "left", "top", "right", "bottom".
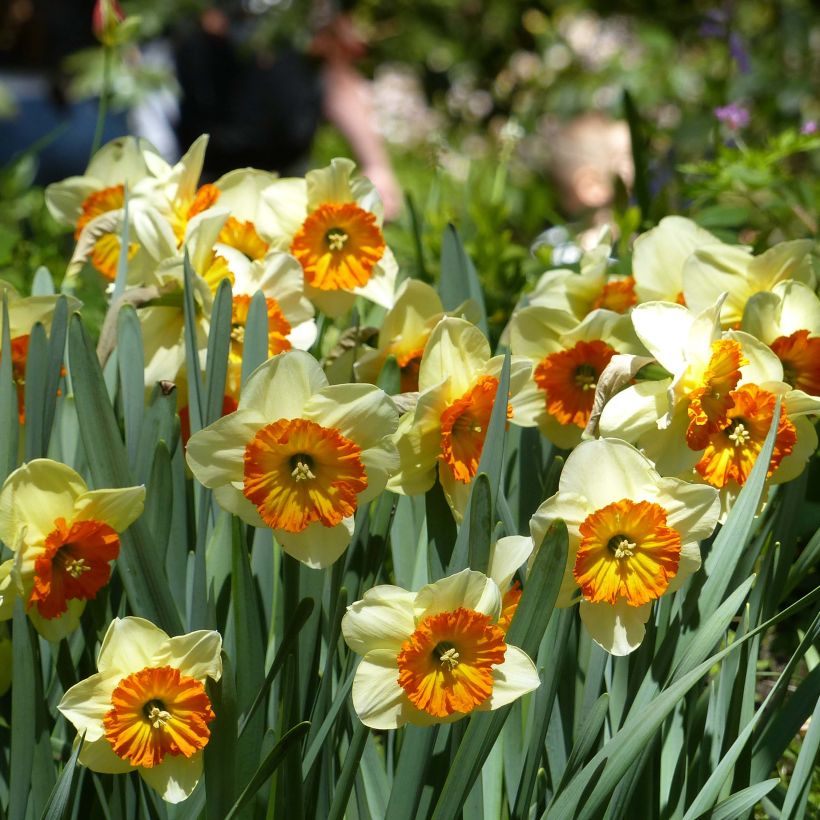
{"left": 0, "top": 137, "right": 811, "bottom": 804}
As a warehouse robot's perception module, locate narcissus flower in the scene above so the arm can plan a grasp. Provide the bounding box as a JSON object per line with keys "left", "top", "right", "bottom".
{"left": 0, "top": 460, "right": 144, "bottom": 641}
{"left": 341, "top": 569, "right": 539, "bottom": 728}
{"left": 386, "top": 317, "right": 531, "bottom": 520}
{"left": 262, "top": 158, "right": 397, "bottom": 316}
{"left": 58, "top": 617, "right": 222, "bottom": 803}
{"left": 510, "top": 305, "right": 644, "bottom": 448}
{"left": 186, "top": 351, "right": 399, "bottom": 567}
{"left": 530, "top": 438, "right": 719, "bottom": 655}
{"left": 682, "top": 239, "right": 815, "bottom": 328}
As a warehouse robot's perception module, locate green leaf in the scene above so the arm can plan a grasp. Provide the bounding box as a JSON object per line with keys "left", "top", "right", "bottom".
{"left": 0, "top": 294, "right": 20, "bottom": 483}
{"left": 116, "top": 304, "right": 145, "bottom": 468}
{"left": 623, "top": 90, "right": 650, "bottom": 220}
{"left": 682, "top": 613, "right": 820, "bottom": 819}
{"left": 67, "top": 314, "right": 183, "bottom": 634}
{"left": 555, "top": 693, "right": 609, "bottom": 796}
{"left": 10, "top": 601, "right": 38, "bottom": 820}
{"left": 439, "top": 224, "right": 488, "bottom": 335}
{"left": 204, "top": 652, "right": 238, "bottom": 820}
{"left": 696, "top": 780, "right": 779, "bottom": 820}
{"left": 112, "top": 187, "right": 130, "bottom": 302}
{"left": 327, "top": 720, "right": 370, "bottom": 820}
{"left": 376, "top": 354, "right": 401, "bottom": 396}
{"left": 241, "top": 290, "right": 269, "bottom": 388}
{"left": 41, "top": 294, "right": 68, "bottom": 456}
{"left": 23, "top": 321, "right": 48, "bottom": 459}
{"left": 466, "top": 473, "right": 492, "bottom": 574}
{"left": 204, "top": 277, "right": 232, "bottom": 428}
{"left": 779, "top": 693, "right": 820, "bottom": 820}
{"left": 385, "top": 725, "right": 440, "bottom": 820}
{"left": 223, "top": 722, "right": 311, "bottom": 820}
{"left": 41, "top": 733, "right": 85, "bottom": 820}
{"left": 182, "top": 250, "right": 206, "bottom": 438}
{"left": 405, "top": 192, "right": 429, "bottom": 280}
{"left": 301, "top": 669, "right": 355, "bottom": 776}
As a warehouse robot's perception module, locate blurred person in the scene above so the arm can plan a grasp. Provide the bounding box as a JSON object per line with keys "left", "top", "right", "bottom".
{"left": 0, "top": 0, "right": 129, "bottom": 184}
{"left": 173, "top": 2, "right": 401, "bottom": 219}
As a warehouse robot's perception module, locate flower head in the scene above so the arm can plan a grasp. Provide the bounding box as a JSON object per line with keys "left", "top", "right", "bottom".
{"left": 530, "top": 438, "right": 719, "bottom": 655}
{"left": 341, "top": 569, "right": 539, "bottom": 728}
{"left": 714, "top": 103, "right": 750, "bottom": 131}
{"left": 186, "top": 350, "right": 399, "bottom": 567}
{"left": 58, "top": 617, "right": 222, "bottom": 803}
{"left": 0, "top": 459, "right": 145, "bottom": 640}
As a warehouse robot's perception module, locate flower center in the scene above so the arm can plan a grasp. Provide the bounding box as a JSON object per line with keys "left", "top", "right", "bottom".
{"left": 591, "top": 277, "right": 637, "bottom": 313}
{"left": 695, "top": 384, "right": 797, "bottom": 488}
{"left": 685, "top": 338, "right": 747, "bottom": 450}
{"left": 29, "top": 517, "right": 121, "bottom": 619}
{"left": 396, "top": 608, "right": 506, "bottom": 718}
{"left": 769, "top": 330, "right": 820, "bottom": 396}
{"left": 103, "top": 665, "right": 214, "bottom": 768}
{"left": 290, "top": 202, "right": 386, "bottom": 291}
{"left": 171, "top": 183, "right": 220, "bottom": 243}
{"left": 229, "top": 294, "right": 293, "bottom": 366}
{"left": 534, "top": 339, "right": 617, "bottom": 428}
{"left": 90, "top": 233, "right": 140, "bottom": 281}
{"left": 440, "top": 376, "right": 509, "bottom": 483}
{"left": 218, "top": 216, "right": 269, "bottom": 261}
{"left": 243, "top": 417, "right": 367, "bottom": 532}
{"left": 575, "top": 499, "right": 682, "bottom": 606}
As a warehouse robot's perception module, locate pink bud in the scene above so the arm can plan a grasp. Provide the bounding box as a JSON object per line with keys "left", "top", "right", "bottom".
{"left": 92, "top": 0, "right": 125, "bottom": 46}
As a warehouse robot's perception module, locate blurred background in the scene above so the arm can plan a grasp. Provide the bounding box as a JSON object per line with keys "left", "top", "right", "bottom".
{"left": 0, "top": 0, "right": 818, "bottom": 331}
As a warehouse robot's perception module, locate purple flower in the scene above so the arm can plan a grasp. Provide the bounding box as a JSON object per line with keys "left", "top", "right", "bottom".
{"left": 714, "top": 103, "right": 750, "bottom": 131}
{"left": 801, "top": 121, "right": 818, "bottom": 135}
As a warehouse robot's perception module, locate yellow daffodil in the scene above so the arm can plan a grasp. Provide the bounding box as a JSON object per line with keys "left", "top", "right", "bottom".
{"left": 527, "top": 229, "right": 637, "bottom": 320}
{"left": 599, "top": 297, "right": 820, "bottom": 515}
{"left": 355, "top": 279, "right": 449, "bottom": 392}
{"left": 631, "top": 216, "right": 730, "bottom": 304}
{"left": 510, "top": 305, "right": 645, "bottom": 448}
{"left": 341, "top": 568, "right": 540, "bottom": 728}
{"left": 742, "top": 280, "right": 820, "bottom": 397}
{"left": 682, "top": 239, "right": 815, "bottom": 329}
{"left": 261, "top": 158, "right": 397, "bottom": 317}
{"left": 530, "top": 438, "right": 720, "bottom": 655}
{"left": 386, "top": 317, "right": 531, "bottom": 521}
{"left": 186, "top": 350, "right": 399, "bottom": 567}
{"left": 58, "top": 617, "right": 222, "bottom": 803}
{"left": 0, "top": 460, "right": 145, "bottom": 641}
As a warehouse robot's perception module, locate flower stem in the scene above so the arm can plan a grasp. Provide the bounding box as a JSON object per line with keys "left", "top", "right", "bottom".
{"left": 90, "top": 46, "right": 112, "bottom": 160}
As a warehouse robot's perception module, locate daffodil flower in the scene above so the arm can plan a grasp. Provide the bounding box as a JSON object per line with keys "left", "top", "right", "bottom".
{"left": 341, "top": 569, "right": 540, "bottom": 728}
{"left": 58, "top": 617, "right": 222, "bottom": 803}
{"left": 386, "top": 317, "right": 531, "bottom": 521}
{"left": 527, "top": 228, "right": 637, "bottom": 319}
{"left": 742, "top": 280, "right": 820, "bottom": 396}
{"left": 510, "top": 305, "right": 644, "bottom": 448}
{"left": 261, "top": 158, "right": 397, "bottom": 316}
{"left": 0, "top": 460, "right": 145, "bottom": 641}
{"left": 530, "top": 438, "right": 720, "bottom": 655}
{"left": 682, "top": 239, "right": 815, "bottom": 329}
{"left": 186, "top": 350, "right": 399, "bottom": 567}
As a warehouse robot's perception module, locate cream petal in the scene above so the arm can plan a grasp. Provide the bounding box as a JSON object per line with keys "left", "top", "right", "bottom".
{"left": 630, "top": 302, "right": 693, "bottom": 373}
{"left": 771, "top": 280, "right": 820, "bottom": 336}
{"left": 0, "top": 459, "right": 86, "bottom": 545}
{"left": 509, "top": 379, "right": 547, "bottom": 428}
{"left": 305, "top": 286, "right": 357, "bottom": 318}
{"left": 747, "top": 240, "right": 815, "bottom": 291}
{"left": 539, "top": 413, "right": 585, "bottom": 450}
{"left": 214, "top": 168, "right": 280, "bottom": 226}
{"left": 0, "top": 560, "right": 15, "bottom": 620}
{"left": 186, "top": 410, "right": 263, "bottom": 489}
{"left": 483, "top": 645, "right": 540, "bottom": 709}
{"left": 74, "top": 487, "right": 146, "bottom": 533}
{"left": 79, "top": 736, "right": 135, "bottom": 774}
{"left": 139, "top": 750, "right": 204, "bottom": 803}
{"left": 418, "top": 318, "right": 491, "bottom": 397}
{"left": 488, "top": 536, "right": 533, "bottom": 591}
{"left": 557, "top": 438, "right": 660, "bottom": 508}
{"left": 741, "top": 291, "right": 782, "bottom": 345}
{"left": 86, "top": 136, "right": 160, "bottom": 186}
{"left": 240, "top": 350, "right": 327, "bottom": 418}
{"left": 30, "top": 599, "right": 85, "bottom": 642}
{"left": 306, "top": 157, "right": 357, "bottom": 210}
{"left": 509, "top": 305, "right": 573, "bottom": 360}
{"left": 728, "top": 330, "right": 784, "bottom": 384}
{"left": 151, "top": 630, "right": 223, "bottom": 683}
{"left": 771, "top": 416, "right": 817, "bottom": 485}
{"left": 414, "top": 569, "right": 502, "bottom": 622}
{"left": 212, "top": 484, "right": 267, "bottom": 528}
{"left": 304, "top": 384, "right": 399, "bottom": 451}
{"left": 640, "top": 404, "right": 701, "bottom": 478}
{"left": 351, "top": 650, "right": 411, "bottom": 730}
{"left": 358, "top": 442, "right": 400, "bottom": 504}
{"left": 260, "top": 178, "right": 309, "bottom": 247}
{"left": 96, "top": 617, "right": 170, "bottom": 676}
{"left": 598, "top": 379, "right": 670, "bottom": 442}
{"left": 355, "top": 247, "right": 398, "bottom": 310}
{"left": 275, "top": 517, "right": 353, "bottom": 569}
{"left": 58, "top": 671, "right": 121, "bottom": 742}
{"left": 45, "top": 176, "right": 99, "bottom": 226}
{"left": 384, "top": 406, "right": 441, "bottom": 496}
{"left": 666, "top": 541, "right": 702, "bottom": 594}
{"left": 656, "top": 478, "right": 720, "bottom": 543}
{"left": 579, "top": 598, "right": 651, "bottom": 656}
{"left": 438, "top": 466, "right": 472, "bottom": 524}
{"left": 288, "top": 319, "right": 318, "bottom": 351}
{"left": 682, "top": 245, "right": 753, "bottom": 320}
{"left": 342, "top": 586, "right": 416, "bottom": 655}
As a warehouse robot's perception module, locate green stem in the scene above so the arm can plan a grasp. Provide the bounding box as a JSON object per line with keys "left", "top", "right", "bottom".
{"left": 90, "top": 46, "right": 112, "bottom": 159}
